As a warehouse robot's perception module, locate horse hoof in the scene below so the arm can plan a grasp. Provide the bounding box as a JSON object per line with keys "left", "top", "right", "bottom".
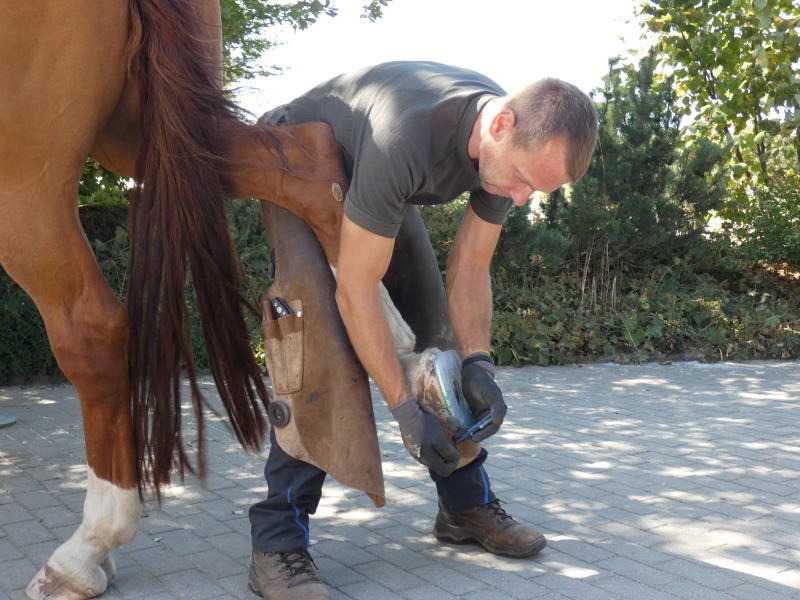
{"left": 26, "top": 559, "right": 112, "bottom": 600}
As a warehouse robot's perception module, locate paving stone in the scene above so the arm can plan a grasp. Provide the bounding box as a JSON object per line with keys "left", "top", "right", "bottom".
{"left": 180, "top": 549, "right": 244, "bottom": 579}
{"left": 728, "top": 582, "right": 799, "bottom": 600}
{"left": 159, "top": 568, "right": 228, "bottom": 599}
{"left": 127, "top": 546, "right": 193, "bottom": 576}
{"left": 2, "top": 362, "right": 800, "bottom": 599}
{"left": 314, "top": 539, "right": 379, "bottom": 565}
{"left": 660, "top": 578, "right": 739, "bottom": 600}
{"left": 13, "top": 490, "right": 61, "bottom": 511}
{"left": 2, "top": 519, "right": 53, "bottom": 546}
{"left": 400, "top": 585, "right": 459, "bottom": 600}
{"left": 361, "top": 541, "right": 436, "bottom": 571}
{"left": 593, "top": 574, "right": 682, "bottom": 600}
{"left": 594, "top": 556, "right": 676, "bottom": 586}
{"left": 0, "top": 557, "right": 37, "bottom": 591}
{"left": 462, "top": 567, "right": 550, "bottom": 599}
{"left": 157, "top": 528, "right": 213, "bottom": 556}
{"left": 551, "top": 537, "right": 615, "bottom": 563}
{"left": 112, "top": 565, "right": 171, "bottom": 597}
{"left": 315, "top": 556, "right": 367, "bottom": 587}
{"left": 410, "top": 563, "right": 488, "bottom": 596}
{"left": 0, "top": 504, "right": 34, "bottom": 527}
{"left": 0, "top": 540, "right": 22, "bottom": 562}
{"left": 18, "top": 540, "right": 59, "bottom": 566}
{"left": 352, "top": 559, "right": 425, "bottom": 591}
{"left": 536, "top": 573, "right": 618, "bottom": 600}
{"left": 338, "top": 579, "right": 404, "bottom": 600}
{"left": 658, "top": 557, "right": 744, "bottom": 590}
{"left": 205, "top": 531, "right": 251, "bottom": 560}
{"left": 179, "top": 512, "right": 236, "bottom": 539}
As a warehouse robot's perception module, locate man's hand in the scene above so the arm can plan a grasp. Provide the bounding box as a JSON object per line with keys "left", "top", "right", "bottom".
{"left": 461, "top": 352, "right": 507, "bottom": 442}
{"left": 390, "top": 397, "right": 460, "bottom": 476}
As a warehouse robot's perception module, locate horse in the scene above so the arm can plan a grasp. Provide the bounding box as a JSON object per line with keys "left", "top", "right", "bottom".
{"left": 0, "top": 1, "right": 350, "bottom": 597}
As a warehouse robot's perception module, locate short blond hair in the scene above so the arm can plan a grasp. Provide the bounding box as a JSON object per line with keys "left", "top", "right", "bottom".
{"left": 505, "top": 78, "right": 598, "bottom": 182}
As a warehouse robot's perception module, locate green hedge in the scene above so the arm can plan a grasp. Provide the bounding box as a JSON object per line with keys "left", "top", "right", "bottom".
{"left": 489, "top": 259, "right": 800, "bottom": 366}
{"left": 0, "top": 277, "right": 58, "bottom": 383}
{"left": 419, "top": 200, "right": 800, "bottom": 366}
{"left": 2, "top": 199, "right": 799, "bottom": 384}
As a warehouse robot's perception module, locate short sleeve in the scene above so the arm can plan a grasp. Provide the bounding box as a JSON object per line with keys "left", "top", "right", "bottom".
{"left": 344, "top": 142, "right": 417, "bottom": 238}
{"left": 468, "top": 189, "right": 512, "bottom": 225}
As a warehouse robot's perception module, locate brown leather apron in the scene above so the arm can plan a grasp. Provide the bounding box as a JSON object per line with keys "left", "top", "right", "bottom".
{"left": 260, "top": 201, "right": 386, "bottom": 506}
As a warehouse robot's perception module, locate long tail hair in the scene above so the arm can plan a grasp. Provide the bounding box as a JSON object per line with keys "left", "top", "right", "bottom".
{"left": 125, "top": 0, "right": 269, "bottom": 494}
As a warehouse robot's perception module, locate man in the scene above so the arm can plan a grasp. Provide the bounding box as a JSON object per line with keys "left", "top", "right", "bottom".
{"left": 249, "top": 61, "right": 598, "bottom": 600}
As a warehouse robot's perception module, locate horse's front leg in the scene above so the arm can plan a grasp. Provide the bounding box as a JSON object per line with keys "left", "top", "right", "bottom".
{"left": 0, "top": 183, "right": 141, "bottom": 600}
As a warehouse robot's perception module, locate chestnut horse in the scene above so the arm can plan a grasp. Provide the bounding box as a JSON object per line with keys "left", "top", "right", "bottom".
{"left": 0, "top": 1, "right": 348, "bottom": 597}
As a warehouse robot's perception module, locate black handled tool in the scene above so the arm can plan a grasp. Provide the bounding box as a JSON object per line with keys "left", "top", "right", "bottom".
{"left": 269, "top": 297, "right": 293, "bottom": 318}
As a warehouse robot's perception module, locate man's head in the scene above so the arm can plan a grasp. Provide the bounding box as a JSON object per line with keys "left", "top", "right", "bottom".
{"left": 475, "top": 78, "right": 598, "bottom": 206}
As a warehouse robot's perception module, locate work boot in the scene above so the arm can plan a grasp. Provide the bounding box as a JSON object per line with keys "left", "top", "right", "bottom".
{"left": 433, "top": 499, "right": 547, "bottom": 558}
{"left": 249, "top": 549, "right": 330, "bottom": 600}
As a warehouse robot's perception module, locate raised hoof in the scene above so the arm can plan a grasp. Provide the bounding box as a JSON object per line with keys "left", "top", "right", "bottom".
{"left": 26, "top": 556, "right": 116, "bottom": 600}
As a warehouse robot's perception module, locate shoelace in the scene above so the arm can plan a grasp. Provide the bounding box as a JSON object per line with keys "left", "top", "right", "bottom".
{"left": 484, "top": 499, "right": 515, "bottom": 524}
{"left": 276, "top": 549, "right": 319, "bottom": 581}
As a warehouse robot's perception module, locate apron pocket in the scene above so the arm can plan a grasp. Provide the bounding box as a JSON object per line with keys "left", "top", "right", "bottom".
{"left": 262, "top": 298, "right": 304, "bottom": 395}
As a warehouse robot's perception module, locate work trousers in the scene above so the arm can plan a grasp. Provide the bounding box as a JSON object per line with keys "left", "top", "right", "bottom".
{"left": 249, "top": 427, "right": 496, "bottom": 552}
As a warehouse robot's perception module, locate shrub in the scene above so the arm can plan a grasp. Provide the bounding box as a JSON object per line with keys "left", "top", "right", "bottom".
{"left": 723, "top": 175, "right": 800, "bottom": 269}
{"left": 562, "top": 53, "right": 727, "bottom": 287}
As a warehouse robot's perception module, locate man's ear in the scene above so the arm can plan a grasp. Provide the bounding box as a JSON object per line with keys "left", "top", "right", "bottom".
{"left": 490, "top": 108, "right": 517, "bottom": 140}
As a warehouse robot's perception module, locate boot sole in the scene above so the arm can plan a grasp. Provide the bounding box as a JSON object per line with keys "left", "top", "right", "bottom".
{"left": 434, "top": 521, "right": 547, "bottom": 558}
{"left": 249, "top": 582, "right": 264, "bottom": 598}
{"left": 248, "top": 566, "right": 265, "bottom": 598}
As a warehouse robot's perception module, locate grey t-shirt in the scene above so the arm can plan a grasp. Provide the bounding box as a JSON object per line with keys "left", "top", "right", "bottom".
{"left": 282, "top": 61, "right": 513, "bottom": 238}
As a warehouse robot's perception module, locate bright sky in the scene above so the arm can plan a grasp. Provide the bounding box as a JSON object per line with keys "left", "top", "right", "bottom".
{"left": 236, "top": 0, "right": 652, "bottom": 116}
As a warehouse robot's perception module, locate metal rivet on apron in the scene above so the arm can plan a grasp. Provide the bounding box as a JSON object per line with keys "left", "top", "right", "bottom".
{"left": 267, "top": 401, "right": 291, "bottom": 428}
{"left": 331, "top": 182, "right": 343, "bottom": 202}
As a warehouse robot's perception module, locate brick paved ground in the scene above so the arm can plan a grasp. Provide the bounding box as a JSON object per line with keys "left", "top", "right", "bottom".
{"left": 1, "top": 360, "right": 799, "bottom": 599}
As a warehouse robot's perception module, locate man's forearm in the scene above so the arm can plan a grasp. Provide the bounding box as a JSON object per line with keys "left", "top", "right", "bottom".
{"left": 446, "top": 262, "right": 493, "bottom": 358}
{"left": 336, "top": 282, "right": 410, "bottom": 408}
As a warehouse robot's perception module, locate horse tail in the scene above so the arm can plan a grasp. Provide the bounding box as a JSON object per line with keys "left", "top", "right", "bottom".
{"left": 125, "top": 0, "right": 268, "bottom": 495}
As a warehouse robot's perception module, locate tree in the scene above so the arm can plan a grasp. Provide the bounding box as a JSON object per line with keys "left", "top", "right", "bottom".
{"left": 545, "top": 52, "right": 727, "bottom": 303}
{"left": 221, "top": 0, "right": 392, "bottom": 84}
{"left": 220, "top": 0, "right": 336, "bottom": 84}
{"left": 639, "top": 0, "right": 800, "bottom": 188}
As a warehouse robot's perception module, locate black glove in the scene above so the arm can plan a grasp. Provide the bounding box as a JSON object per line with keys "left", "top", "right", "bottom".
{"left": 390, "top": 397, "right": 460, "bottom": 477}
{"left": 461, "top": 352, "right": 507, "bottom": 442}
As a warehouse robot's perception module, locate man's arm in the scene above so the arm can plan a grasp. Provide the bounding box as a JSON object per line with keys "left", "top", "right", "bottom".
{"left": 336, "top": 214, "right": 459, "bottom": 475}
{"left": 446, "top": 205, "right": 502, "bottom": 357}
{"left": 335, "top": 215, "right": 408, "bottom": 408}
{"left": 446, "top": 205, "right": 507, "bottom": 443}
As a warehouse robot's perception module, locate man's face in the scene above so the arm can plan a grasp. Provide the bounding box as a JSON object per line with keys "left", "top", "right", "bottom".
{"left": 478, "top": 114, "right": 571, "bottom": 206}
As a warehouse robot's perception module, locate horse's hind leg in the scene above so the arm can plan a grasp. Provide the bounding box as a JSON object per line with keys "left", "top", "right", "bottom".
{"left": 0, "top": 186, "right": 140, "bottom": 599}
